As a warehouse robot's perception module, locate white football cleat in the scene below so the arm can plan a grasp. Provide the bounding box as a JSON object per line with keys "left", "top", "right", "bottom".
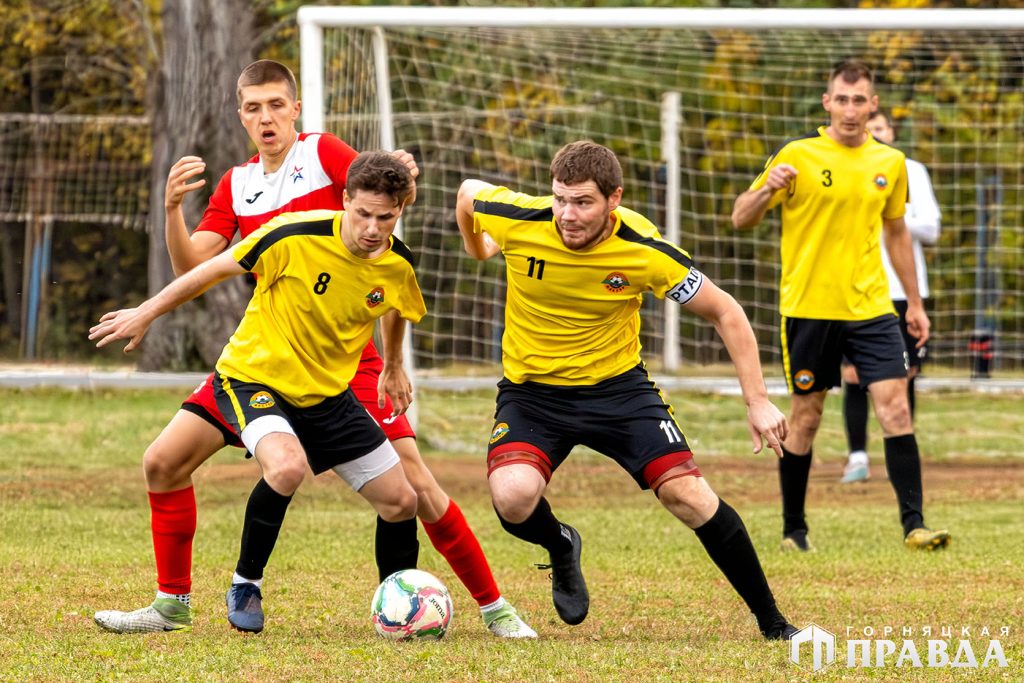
{"left": 94, "top": 598, "right": 192, "bottom": 633}
{"left": 483, "top": 601, "right": 538, "bottom": 639}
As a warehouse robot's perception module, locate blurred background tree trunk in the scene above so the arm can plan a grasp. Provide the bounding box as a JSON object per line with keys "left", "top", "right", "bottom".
{"left": 140, "top": 0, "right": 256, "bottom": 370}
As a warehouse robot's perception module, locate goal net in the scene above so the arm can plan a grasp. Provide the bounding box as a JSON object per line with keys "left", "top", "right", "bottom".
{"left": 300, "top": 8, "right": 1024, "bottom": 375}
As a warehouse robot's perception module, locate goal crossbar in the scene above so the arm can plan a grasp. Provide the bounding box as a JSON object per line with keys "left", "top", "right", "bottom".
{"left": 298, "top": 7, "right": 1024, "bottom": 133}
{"left": 297, "top": 7, "right": 1024, "bottom": 30}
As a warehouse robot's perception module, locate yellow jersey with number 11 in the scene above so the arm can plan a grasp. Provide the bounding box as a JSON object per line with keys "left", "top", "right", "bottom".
{"left": 472, "top": 186, "right": 701, "bottom": 386}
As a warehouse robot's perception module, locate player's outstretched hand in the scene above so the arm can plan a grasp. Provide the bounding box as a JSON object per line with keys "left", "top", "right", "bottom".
{"left": 88, "top": 308, "right": 151, "bottom": 352}
{"left": 165, "top": 156, "right": 207, "bottom": 210}
{"left": 746, "top": 396, "right": 788, "bottom": 458}
{"left": 378, "top": 362, "right": 414, "bottom": 417}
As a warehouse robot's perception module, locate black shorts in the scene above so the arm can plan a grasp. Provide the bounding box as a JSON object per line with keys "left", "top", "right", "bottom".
{"left": 213, "top": 374, "right": 387, "bottom": 474}
{"left": 487, "top": 364, "right": 694, "bottom": 490}
{"left": 783, "top": 315, "right": 908, "bottom": 394}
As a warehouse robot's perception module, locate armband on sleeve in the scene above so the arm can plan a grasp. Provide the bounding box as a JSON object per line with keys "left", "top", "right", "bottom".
{"left": 666, "top": 269, "right": 704, "bottom": 305}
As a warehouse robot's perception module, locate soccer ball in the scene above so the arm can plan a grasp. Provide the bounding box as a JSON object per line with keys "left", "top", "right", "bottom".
{"left": 371, "top": 569, "right": 453, "bottom": 641}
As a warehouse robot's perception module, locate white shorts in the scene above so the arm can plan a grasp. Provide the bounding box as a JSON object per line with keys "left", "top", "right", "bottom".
{"left": 332, "top": 439, "right": 401, "bottom": 491}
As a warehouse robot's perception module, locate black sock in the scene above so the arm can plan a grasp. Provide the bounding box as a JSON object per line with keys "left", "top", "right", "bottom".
{"left": 375, "top": 516, "right": 419, "bottom": 582}
{"left": 496, "top": 496, "right": 572, "bottom": 556}
{"left": 884, "top": 434, "right": 925, "bottom": 535}
{"left": 694, "top": 499, "right": 783, "bottom": 631}
{"left": 235, "top": 478, "right": 293, "bottom": 581}
{"left": 907, "top": 377, "right": 917, "bottom": 419}
{"left": 779, "top": 447, "right": 812, "bottom": 535}
{"left": 843, "top": 380, "right": 869, "bottom": 453}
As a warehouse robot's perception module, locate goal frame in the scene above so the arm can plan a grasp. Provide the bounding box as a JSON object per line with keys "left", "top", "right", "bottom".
{"left": 297, "top": 6, "right": 1024, "bottom": 378}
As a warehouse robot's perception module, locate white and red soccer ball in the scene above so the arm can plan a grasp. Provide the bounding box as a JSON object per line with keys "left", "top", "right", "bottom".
{"left": 371, "top": 569, "right": 453, "bottom": 641}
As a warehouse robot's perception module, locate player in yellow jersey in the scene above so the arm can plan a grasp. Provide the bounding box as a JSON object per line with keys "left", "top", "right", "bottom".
{"left": 90, "top": 152, "right": 428, "bottom": 628}
{"left": 456, "top": 140, "right": 798, "bottom": 640}
{"left": 731, "top": 59, "right": 950, "bottom": 552}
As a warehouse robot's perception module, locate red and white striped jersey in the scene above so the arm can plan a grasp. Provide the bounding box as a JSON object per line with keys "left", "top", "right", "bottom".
{"left": 196, "top": 132, "right": 358, "bottom": 240}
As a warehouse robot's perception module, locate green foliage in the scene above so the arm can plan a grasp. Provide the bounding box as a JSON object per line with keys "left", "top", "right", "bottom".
{"left": 2, "top": 1, "right": 1023, "bottom": 368}
{"left": 0, "top": 0, "right": 158, "bottom": 114}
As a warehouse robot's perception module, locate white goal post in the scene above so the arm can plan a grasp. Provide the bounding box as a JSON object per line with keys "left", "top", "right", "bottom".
{"left": 298, "top": 7, "right": 1024, "bottom": 379}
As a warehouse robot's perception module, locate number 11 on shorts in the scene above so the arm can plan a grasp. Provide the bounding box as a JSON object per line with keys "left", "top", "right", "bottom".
{"left": 659, "top": 420, "right": 682, "bottom": 443}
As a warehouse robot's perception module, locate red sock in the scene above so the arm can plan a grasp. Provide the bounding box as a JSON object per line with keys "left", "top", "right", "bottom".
{"left": 149, "top": 486, "right": 197, "bottom": 595}
{"left": 421, "top": 499, "right": 501, "bottom": 606}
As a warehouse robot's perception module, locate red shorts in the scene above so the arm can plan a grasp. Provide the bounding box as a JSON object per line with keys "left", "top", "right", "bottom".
{"left": 181, "top": 341, "right": 415, "bottom": 448}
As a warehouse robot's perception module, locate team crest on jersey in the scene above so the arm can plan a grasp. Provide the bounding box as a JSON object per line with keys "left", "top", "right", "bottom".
{"left": 873, "top": 173, "right": 888, "bottom": 190}
{"left": 365, "top": 287, "right": 385, "bottom": 308}
{"left": 489, "top": 422, "right": 510, "bottom": 444}
{"left": 249, "top": 391, "right": 275, "bottom": 409}
{"left": 793, "top": 369, "right": 815, "bottom": 391}
{"left": 290, "top": 165, "right": 304, "bottom": 183}
{"left": 602, "top": 272, "right": 630, "bottom": 293}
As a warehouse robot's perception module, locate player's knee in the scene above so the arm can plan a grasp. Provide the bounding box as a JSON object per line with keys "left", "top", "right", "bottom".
{"left": 487, "top": 447, "right": 550, "bottom": 522}
{"left": 262, "top": 448, "right": 307, "bottom": 494}
{"left": 790, "top": 410, "right": 822, "bottom": 441}
{"left": 142, "top": 440, "right": 187, "bottom": 488}
{"left": 379, "top": 485, "right": 418, "bottom": 522}
{"left": 876, "top": 399, "right": 912, "bottom": 434}
{"left": 489, "top": 474, "right": 542, "bottom": 524}
{"left": 657, "top": 475, "right": 717, "bottom": 526}
{"left": 491, "top": 492, "right": 535, "bottom": 524}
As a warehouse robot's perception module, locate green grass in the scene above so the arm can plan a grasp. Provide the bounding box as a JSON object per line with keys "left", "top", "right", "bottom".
{"left": 1, "top": 387, "right": 1022, "bottom": 682}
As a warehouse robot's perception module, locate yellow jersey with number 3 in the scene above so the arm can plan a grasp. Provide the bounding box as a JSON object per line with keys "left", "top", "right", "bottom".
{"left": 750, "top": 126, "right": 907, "bottom": 321}
{"left": 472, "top": 186, "right": 702, "bottom": 386}
{"left": 215, "top": 209, "right": 426, "bottom": 407}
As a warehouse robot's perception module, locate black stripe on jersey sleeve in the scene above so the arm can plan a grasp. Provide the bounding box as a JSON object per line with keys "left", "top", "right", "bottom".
{"left": 473, "top": 199, "right": 553, "bottom": 222}
{"left": 390, "top": 235, "right": 416, "bottom": 267}
{"left": 617, "top": 223, "right": 694, "bottom": 269}
{"left": 237, "top": 218, "right": 335, "bottom": 270}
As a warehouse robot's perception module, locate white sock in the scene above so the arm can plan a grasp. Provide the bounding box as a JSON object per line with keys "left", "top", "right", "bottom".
{"left": 232, "top": 572, "right": 263, "bottom": 589}
{"left": 847, "top": 450, "right": 869, "bottom": 467}
{"left": 479, "top": 597, "right": 506, "bottom": 615}
{"left": 156, "top": 590, "right": 190, "bottom": 607}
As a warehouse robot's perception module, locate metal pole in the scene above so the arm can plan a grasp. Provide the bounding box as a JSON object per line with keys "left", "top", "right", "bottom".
{"left": 370, "top": 27, "right": 418, "bottom": 426}
{"left": 661, "top": 92, "right": 681, "bottom": 372}
{"left": 298, "top": 15, "right": 325, "bottom": 133}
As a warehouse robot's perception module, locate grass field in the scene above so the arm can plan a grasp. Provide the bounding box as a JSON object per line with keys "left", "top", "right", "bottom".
{"left": 1, "top": 386, "right": 1022, "bottom": 682}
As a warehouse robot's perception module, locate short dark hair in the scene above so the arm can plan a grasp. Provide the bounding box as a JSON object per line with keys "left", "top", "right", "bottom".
{"left": 868, "top": 108, "right": 893, "bottom": 129}
{"left": 550, "top": 140, "right": 623, "bottom": 198}
{"left": 346, "top": 152, "right": 415, "bottom": 205}
{"left": 828, "top": 59, "right": 873, "bottom": 91}
{"left": 237, "top": 60, "right": 298, "bottom": 105}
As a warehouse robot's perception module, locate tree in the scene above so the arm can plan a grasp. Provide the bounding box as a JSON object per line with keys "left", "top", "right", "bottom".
{"left": 140, "top": 0, "right": 257, "bottom": 370}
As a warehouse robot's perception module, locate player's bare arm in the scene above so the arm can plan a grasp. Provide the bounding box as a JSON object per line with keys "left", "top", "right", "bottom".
{"left": 883, "top": 215, "right": 930, "bottom": 347}
{"left": 731, "top": 164, "right": 798, "bottom": 229}
{"left": 455, "top": 179, "right": 501, "bottom": 260}
{"left": 378, "top": 309, "right": 414, "bottom": 416}
{"left": 89, "top": 251, "right": 245, "bottom": 352}
{"left": 681, "top": 277, "right": 788, "bottom": 457}
{"left": 164, "top": 156, "right": 229, "bottom": 275}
